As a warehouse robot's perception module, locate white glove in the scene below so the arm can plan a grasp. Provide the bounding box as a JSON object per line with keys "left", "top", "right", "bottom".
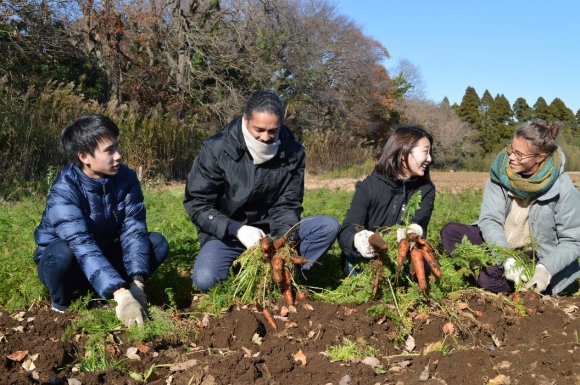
{"left": 353, "top": 230, "right": 376, "bottom": 258}
{"left": 114, "top": 290, "right": 145, "bottom": 327}
{"left": 523, "top": 264, "right": 551, "bottom": 293}
{"left": 396, "top": 224, "right": 424, "bottom": 243}
{"left": 129, "top": 280, "right": 147, "bottom": 307}
{"left": 237, "top": 225, "right": 266, "bottom": 249}
{"left": 503, "top": 258, "right": 528, "bottom": 285}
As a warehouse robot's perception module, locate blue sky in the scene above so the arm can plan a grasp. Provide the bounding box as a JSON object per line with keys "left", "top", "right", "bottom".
{"left": 334, "top": 1, "right": 580, "bottom": 113}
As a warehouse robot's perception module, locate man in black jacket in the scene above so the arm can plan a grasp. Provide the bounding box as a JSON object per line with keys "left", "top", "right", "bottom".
{"left": 184, "top": 90, "right": 340, "bottom": 292}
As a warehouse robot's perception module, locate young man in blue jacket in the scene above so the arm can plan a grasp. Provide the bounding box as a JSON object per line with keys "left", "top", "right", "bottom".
{"left": 34, "top": 114, "right": 169, "bottom": 326}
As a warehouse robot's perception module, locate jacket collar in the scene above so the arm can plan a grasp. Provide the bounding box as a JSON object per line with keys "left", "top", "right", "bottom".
{"left": 371, "top": 170, "right": 422, "bottom": 189}
{"left": 70, "top": 164, "right": 113, "bottom": 193}
{"left": 221, "top": 116, "right": 295, "bottom": 163}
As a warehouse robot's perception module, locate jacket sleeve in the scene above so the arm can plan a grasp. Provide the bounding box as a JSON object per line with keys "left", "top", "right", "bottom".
{"left": 183, "top": 142, "right": 231, "bottom": 240}
{"left": 120, "top": 177, "right": 151, "bottom": 278}
{"left": 538, "top": 175, "right": 580, "bottom": 276}
{"left": 478, "top": 178, "right": 511, "bottom": 248}
{"left": 410, "top": 183, "right": 436, "bottom": 236}
{"left": 45, "top": 186, "right": 125, "bottom": 298}
{"left": 339, "top": 180, "right": 371, "bottom": 258}
{"left": 268, "top": 149, "right": 305, "bottom": 237}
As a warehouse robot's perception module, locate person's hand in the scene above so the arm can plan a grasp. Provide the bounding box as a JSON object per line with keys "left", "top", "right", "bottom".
{"left": 523, "top": 264, "right": 551, "bottom": 293}
{"left": 129, "top": 280, "right": 147, "bottom": 307}
{"left": 354, "top": 230, "right": 376, "bottom": 258}
{"left": 396, "top": 224, "right": 424, "bottom": 243}
{"left": 237, "top": 225, "right": 266, "bottom": 249}
{"left": 114, "top": 289, "right": 145, "bottom": 327}
{"left": 503, "top": 258, "right": 528, "bottom": 285}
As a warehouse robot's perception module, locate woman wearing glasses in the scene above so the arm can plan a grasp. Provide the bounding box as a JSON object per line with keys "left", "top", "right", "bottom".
{"left": 440, "top": 119, "right": 580, "bottom": 295}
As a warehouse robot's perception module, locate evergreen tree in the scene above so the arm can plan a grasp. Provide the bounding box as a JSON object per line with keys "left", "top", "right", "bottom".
{"left": 513, "top": 97, "right": 532, "bottom": 122}
{"left": 479, "top": 90, "right": 494, "bottom": 130}
{"left": 441, "top": 97, "right": 450, "bottom": 108}
{"left": 481, "top": 94, "right": 514, "bottom": 154}
{"left": 489, "top": 94, "right": 514, "bottom": 124}
{"left": 533, "top": 97, "right": 553, "bottom": 121}
{"left": 457, "top": 87, "right": 481, "bottom": 128}
{"left": 549, "top": 98, "right": 576, "bottom": 124}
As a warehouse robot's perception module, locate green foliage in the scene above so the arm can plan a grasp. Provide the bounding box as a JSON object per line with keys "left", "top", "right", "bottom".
{"left": 402, "top": 191, "right": 422, "bottom": 226}
{"left": 457, "top": 86, "right": 481, "bottom": 127}
{"left": 126, "top": 307, "right": 187, "bottom": 345}
{"left": 74, "top": 343, "right": 127, "bottom": 373}
{"left": 325, "top": 337, "right": 379, "bottom": 362}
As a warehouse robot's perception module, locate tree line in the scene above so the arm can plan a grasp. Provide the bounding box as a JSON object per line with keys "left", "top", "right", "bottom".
{"left": 1, "top": 0, "right": 578, "bottom": 199}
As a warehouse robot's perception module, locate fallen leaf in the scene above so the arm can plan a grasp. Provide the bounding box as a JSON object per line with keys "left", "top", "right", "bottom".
{"left": 414, "top": 313, "right": 429, "bottom": 320}
{"left": 0, "top": 333, "right": 6, "bottom": 343}
{"left": 338, "top": 374, "right": 351, "bottom": 385}
{"left": 135, "top": 342, "right": 154, "bottom": 354}
{"left": 169, "top": 359, "right": 199, "bottom": 372}
{"left": 492, "top": 335, "right": 502, "bottom": 347}
{"left": 419, "top": 364, "right": 430, "bottom": 381}
{"left": 288, "top": 305, "right": 297, "bottom": 313}
{"left": 302, "top": 304, "right": 314, "bottom": 311}
{"left": 126, "top": 347, "right": 140, "bottom": 360}
{"left": 31, "top": 371, "right": 40, "bottom": 381}
{"left": 68, "top": 378, "right": 82, "bottom": 385}
{"left": 294, "top": 349, "right": 307, "bottom": 366}
{"left": 7, "top": 350, "right": 28, "bottom": 361}
{"left": 492, "top": 360, "right": 511, "bottom": 370}
{"left": 241, "top": 346, "right": 252, "bottom": 358}
{"left": 71, "top": 364, "right": 80, "bottom": 374}
{"left": 308, "top": 330, "right": 316, "bottom": 338}
{"left": 394, "top": 359, "right": 411, "bottom": 368}
{"left": 404, "top": 335, "right": 415, "bottom": 352}
{"left": 388, "top": 365, "right": 402, "bottom": 373}
{"left": 361, "top": 356, "right": 382, "bottom": 368}
{"left": 280, "top": 306, "right": 289, "bottom": 317}
{"left": 26, "top": 317, "right": 35, "bottom": 323}
{"left": 344, "top": 307, "right": 355, "bottom": 316}
{"left": 474, "top": 310, "right": 483, "bottom": 317}
{"left": 285, "top": 322, "right": 298, "bottom": 328}
{"left": 487, "top": 374, "right": 511, "bottom": 384}
{"left": 274, "top": 315, "right": 289, "bottom": 321}
{"left": 457, "top": 302, "right": 469, "bottom": 309}
{"left": 166, "top": 374, "right": 174, "bottom": 385}
{"left": 202, "top": 314, "right": 210, "bottom": 327}
{"left": 106, "top": 344, "right": 116, "bottom": 355}
{"left": 22, "top": 358, "right": 36, "bottom": 371}
{"left": 442, "top": 322, "right": 455, "bottom": 335}
{"left": 422, "top": 341, "right": 442, "bottom": 354}
{"left": 252, "top": 333, "right": 263, "bottom": 345}
{"left": 510, "top": 350, "right": 519, "bottom": 354}
{"left": 11, "top": 312, "right": 25, "bottom": 321}
{"left": 376, "top": 315, "right": 387, "bottom": 324}
{"left": 12, "top": 326, "right": 24, "bottom": 333}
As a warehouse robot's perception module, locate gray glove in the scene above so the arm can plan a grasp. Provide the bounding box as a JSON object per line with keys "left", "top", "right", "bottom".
{"left": 129, "top": 280, "right": 147, "bottom": 307}
{"left": 237, "top": 225, "right": 266, "bottom": 249}
{"left": 523, "top": 264, "right": 551, "bottom": 293}
{"left": 114, "top": 290, "right": 145, "bottom": 327}
{"left": 353, "top": 230, "right": 375, "bottom": 258}
{"left": 503, "top": 258, "right": 528, "bottom": 285}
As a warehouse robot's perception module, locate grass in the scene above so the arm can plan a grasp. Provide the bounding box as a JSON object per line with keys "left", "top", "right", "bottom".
{"left": 325, "top": 336, "right": 379, "bottom": 362}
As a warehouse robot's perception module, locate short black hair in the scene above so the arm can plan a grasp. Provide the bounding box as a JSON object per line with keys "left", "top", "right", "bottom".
{"left": 242, "top": 90, "right": 285, "bottom": 123}
{"left": 60, "top": 114, "right": 119, "bottom": 168}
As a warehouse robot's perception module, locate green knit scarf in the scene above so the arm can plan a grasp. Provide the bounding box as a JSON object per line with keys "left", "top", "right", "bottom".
{"left": 490, "top": 148, "right": 561, "bottom": 198}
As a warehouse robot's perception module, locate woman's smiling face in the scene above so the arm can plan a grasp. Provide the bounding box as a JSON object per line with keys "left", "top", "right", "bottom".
{"left": 401, "top": 137, "right": 432, "bottom": 179}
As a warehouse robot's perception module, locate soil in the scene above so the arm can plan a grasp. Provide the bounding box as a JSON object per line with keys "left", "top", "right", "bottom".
{"left": 4, "top": 173, "right": 580, "bottom": 385}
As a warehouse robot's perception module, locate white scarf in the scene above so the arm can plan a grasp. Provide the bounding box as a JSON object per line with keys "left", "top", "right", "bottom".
{"left": 241, "top": 119, "right": 281, "bottom": 165}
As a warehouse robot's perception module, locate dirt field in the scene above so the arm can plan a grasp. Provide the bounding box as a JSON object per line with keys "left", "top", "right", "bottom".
{"left": 306, "top": 171, "right": 580, "bottom": 193}
{"left": 3, "top": 172, "right": 580, "bottom": 384}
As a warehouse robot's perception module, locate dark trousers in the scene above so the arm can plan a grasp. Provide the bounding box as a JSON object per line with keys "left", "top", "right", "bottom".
{"left": 440, "top": 222, "right": 512, "bottom": 293}
{"left": 37, "top": 232, "right": 169, "bottom": 309}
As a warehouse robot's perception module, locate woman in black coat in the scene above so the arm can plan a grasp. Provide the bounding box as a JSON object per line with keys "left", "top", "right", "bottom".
{"left": 339, "top": 126, "right": 435, "bottom": 276}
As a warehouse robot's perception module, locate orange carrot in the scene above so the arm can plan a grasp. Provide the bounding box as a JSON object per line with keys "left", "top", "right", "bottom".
{"left": 407, "top": 232, "right": 420, "bottom": 243}
{"left": 257, "top": 304, "right": 277, "bottom": 330}
{"left": 368, "top": 233, "right": 388, "bottom": 251}
{"left": 292, "top": 256, "right": 308, "bottom": 265}
{"left": 273, "top": 236, "right": 287, "bottom": 251}
{"left": 282, "top": 269, "right": 294, "bottom": 306}
{"left": 397, "top": 239, "right": 410, "bottom": 273}
{"left": 421, "top": 248, "right": 442, "bottom": 278}
{"left": 271, "top": 255, "right": 284, "bottom": 284}
{"left": 261, "top": 236, "right": 274, "bottom": 259}
{"left": 410, "top": 248, "right": 427, "bottom": 290}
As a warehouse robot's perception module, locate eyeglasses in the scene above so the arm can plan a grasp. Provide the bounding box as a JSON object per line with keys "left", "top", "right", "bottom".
{"left": 506, "top": 143, "right": 543, "bottom": 161}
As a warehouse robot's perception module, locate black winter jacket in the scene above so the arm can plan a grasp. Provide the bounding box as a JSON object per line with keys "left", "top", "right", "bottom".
{"left": 34, "top": 164, "right": 150, "bottom": 298}
{"left": 339, "top": 171, "right": 435, "bottom": 258}
{"left": 183, "top": 116, "right": 305, "bottom": 247}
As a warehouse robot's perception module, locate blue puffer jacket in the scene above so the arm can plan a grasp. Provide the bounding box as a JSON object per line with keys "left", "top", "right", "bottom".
{"left": 34, "top": 164, "right": 150, "bottom": 298}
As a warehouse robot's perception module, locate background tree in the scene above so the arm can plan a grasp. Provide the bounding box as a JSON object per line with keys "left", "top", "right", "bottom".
{"left": 456, "top": 86, "right": 481, "bottom": 128}
{"left": 512, "top": 97, "right": 532, "bottom": 122}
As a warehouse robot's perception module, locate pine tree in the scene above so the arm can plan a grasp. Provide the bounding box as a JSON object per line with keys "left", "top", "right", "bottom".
{"left": 479, "top": 90, "right": 494, "bottom": 130}
{"left": 457, "top": 87, "right": 481, "bottom": 128}
{"left": 533, "top": 97, "right": 553, "bottom": 121}
{"left": 513, "top": 97, "right": 532, "bottom": 122}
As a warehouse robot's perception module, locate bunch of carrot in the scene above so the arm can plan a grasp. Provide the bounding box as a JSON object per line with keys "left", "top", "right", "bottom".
{"left": 258, "top": 235, "right": 307, "bottom": 330}
{"left": 396, "top": 232, "right": 441, "bottom": 291}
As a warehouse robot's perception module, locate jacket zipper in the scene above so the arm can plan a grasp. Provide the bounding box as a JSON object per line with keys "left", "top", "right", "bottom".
{"left": 102, "top": 181, "right": 109, "bottom": 221}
